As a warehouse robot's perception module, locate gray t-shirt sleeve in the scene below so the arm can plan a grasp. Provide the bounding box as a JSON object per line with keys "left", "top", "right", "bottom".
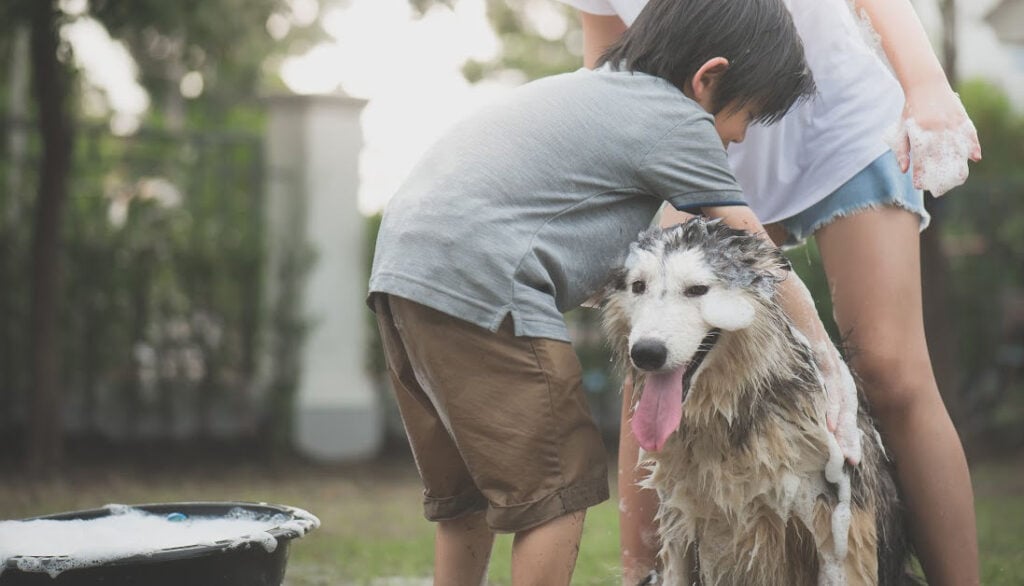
{"left": 638, "top": 114, "right": 746, "bottom": 212}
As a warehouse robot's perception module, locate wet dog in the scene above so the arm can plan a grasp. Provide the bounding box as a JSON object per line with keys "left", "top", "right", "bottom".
{"left": 601, "top": 218, "right": 913, "bottom": 585}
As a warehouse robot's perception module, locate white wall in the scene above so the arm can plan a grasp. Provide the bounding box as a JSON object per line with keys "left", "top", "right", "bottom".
{"left": 263, "top": 93, "right": 384, "bottom": 462}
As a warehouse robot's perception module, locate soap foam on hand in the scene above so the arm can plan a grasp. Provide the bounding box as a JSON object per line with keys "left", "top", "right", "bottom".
{"left": 887, "top": 109, "right": 979, "bottom": 197}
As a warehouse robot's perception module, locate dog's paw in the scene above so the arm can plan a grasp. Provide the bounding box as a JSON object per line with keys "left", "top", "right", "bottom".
{"left": 636, "top": 570, "right": 659, "bottom": 585}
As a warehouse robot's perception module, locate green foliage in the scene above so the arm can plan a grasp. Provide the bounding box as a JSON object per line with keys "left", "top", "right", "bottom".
{"left": 409, "top": 0, "right": 585, "bottom": 83}
{"left": 266, "top": 237, "right": 317, "bottom": 458}
{"left": 934, "top": 80, "right": 1024, "bottom": 435}
{"left": 465, "top": 0, "right": 583, "bottom": 83}
{"left": 958, "top": 80, "right": 1024, "bottom": 179}
{"left": 0, "top": 0, "right": 323, "bottom": 452}
{"left": 92, "top": 0, "right": 323, "bottom": 130}
{"left": 406, "top": 0, "right": 455, "bottom": 17}
{"left": 0, "top": 121, "right": 268, "bottom": 437}
{"left": 1, "top": 0, "right": 324, "bottom": 131}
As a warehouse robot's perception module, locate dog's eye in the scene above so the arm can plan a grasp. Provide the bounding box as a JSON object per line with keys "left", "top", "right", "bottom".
{"left": 631, "top": 280, "right": 646, "bottom": 295}
{"left": 685, "top": 285, "right": 709, "bottom": 297}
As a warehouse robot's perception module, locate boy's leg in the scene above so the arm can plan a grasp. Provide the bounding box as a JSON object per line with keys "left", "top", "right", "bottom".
{"left": 618, "top": 377, "right": 661, "bottom": 586}
{"left": 815, "top": 207, "right": 979, "bottom": 586}
{"left": 374, "top": 296, "right": 496, "bottom": 583}
{"left": 436, "top": 511, "right": 495, "bottom": 586}
{"left": 511, "top": 510, "right": 586, "bottom": 586}
{"left": 383, "top": 296, "right": 609, "bottom": 584}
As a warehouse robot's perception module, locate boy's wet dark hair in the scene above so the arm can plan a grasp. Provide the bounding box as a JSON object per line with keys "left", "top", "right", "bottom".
{"left": 598, "top": 0, "right": 816, "bottom": 125}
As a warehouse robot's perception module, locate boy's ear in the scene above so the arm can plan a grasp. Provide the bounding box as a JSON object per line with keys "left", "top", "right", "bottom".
{"left": 690, "top": 57, "right": 730, "bottom": 110}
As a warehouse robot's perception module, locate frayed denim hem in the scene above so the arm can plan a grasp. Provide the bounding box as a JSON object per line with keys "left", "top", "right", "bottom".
{"left": 780, "top": 199, "right": 931, "bottom": 249}
{"left": 777, "top": 152, "right": 929, "bottom": 248}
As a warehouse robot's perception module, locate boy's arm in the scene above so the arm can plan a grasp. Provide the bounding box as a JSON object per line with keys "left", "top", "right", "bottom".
{"left": 851, "top": 0, "right": 981, "bottom": 194}
{"left": 696, "top": 205, "right": 862, "bottom": 465}
{"left": 579, "top": 11, "right": 627, "bottom": 69}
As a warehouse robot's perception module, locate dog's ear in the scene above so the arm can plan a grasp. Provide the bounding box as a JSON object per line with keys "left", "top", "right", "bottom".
{"left": 607, "top": 266, "right": 629, "bottom": 293}
{"left": 766, "top": 245, "right": 792, "bottom": 275}
{"left": 592, "top": 266, "right": 629, "bottom": 308}
{"left": 747, "top": 240, "right": 791, "bottom": 297}
{"left": 700, "top": 288, "right": 755, "bottom": 330}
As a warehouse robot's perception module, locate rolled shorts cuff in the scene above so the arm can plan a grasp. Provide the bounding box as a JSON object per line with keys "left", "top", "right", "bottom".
{"left": 423, "top": 489, "right": 489, "bottom": 522}
{"left": 778, "top": 152, "right": 931, "bottom": 247}
{"left": 422, "top": 476, "right": 610, "bottom": 533}
{"left": 485, "top": 475, "right": 610, "bottom": 534}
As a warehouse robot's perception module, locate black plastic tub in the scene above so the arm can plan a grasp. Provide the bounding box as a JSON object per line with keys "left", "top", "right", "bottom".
{"left": 0, "top": 502, "right": 319, "bottom": 586}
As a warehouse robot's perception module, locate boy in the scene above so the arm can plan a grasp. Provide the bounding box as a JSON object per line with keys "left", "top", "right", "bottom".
{"left": 368, "top": 0, "right": 815, "bottom": 583}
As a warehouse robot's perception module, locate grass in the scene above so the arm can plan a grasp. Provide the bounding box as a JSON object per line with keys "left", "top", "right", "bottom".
{"left": 972, "top": 459, "right": 1024, "bottom": 585}
{"left": 1, "top": 447, "right": 1021, "bottom": 585}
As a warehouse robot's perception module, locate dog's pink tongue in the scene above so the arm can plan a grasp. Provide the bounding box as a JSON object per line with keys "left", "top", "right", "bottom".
{"left": 631, "top": 366, "right": 687, "bottom": 452}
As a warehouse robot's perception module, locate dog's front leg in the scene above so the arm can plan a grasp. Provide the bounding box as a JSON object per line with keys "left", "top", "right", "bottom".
{"left": 656, "top": 538, "right": 699, "bottom": 586}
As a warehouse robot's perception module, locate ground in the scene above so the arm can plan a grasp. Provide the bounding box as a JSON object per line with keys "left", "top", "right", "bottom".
{"left": 0, "top": 444, "right": 1021, "bottom": 585}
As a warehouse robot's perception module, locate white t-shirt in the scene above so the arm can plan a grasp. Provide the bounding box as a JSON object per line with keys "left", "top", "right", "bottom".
{"left": 558, "top": 0, "right": 907, "bottom": 223}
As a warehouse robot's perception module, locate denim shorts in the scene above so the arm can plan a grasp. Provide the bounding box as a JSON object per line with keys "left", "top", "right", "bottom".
{"left": 777, "top": 152, "right": 930, "bottom": 247}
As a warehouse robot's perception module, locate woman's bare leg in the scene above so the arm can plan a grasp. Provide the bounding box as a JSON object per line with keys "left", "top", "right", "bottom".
{"left": 815, "top": 207, "right": 979, "bottom": 586}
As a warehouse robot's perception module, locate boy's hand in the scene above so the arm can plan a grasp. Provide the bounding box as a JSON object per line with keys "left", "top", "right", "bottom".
{"left": 814, "top": 343, "right": 863, "bottom": 466}
{"left": 888, "top": 81, "right": 982, "bottom": 197}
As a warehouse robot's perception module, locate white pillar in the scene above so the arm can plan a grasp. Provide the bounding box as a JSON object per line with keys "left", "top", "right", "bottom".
{"left": 263, "top": 93, "right": 382, "bottom": 462}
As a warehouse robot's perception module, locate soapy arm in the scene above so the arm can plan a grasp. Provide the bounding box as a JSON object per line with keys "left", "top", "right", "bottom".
{"left": 692, "top": 205, "right": 862, "bottom": 464}
{"left": 851, "top": 0, "right": 981, "bottom": 195}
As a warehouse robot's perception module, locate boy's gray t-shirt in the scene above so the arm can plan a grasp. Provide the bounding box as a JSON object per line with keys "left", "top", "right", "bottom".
{"left": 369, "top": 66, "right": 745, "bottom": 342}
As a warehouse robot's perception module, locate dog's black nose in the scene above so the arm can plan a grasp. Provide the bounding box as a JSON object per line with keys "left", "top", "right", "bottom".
{"left": 631, "top": 339, "right": 667, "bottom": 371}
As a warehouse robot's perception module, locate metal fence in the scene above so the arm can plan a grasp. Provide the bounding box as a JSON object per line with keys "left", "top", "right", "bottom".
{"left": 0, "top": 118, "right": 267, "bottom": 441}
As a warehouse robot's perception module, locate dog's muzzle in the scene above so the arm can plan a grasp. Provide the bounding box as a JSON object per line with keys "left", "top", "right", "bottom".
{"left": 630, "top": 339, "right": 668, "bottom": 370}
{"left": 630, "top": 329, "right": 722, "bottom": 375}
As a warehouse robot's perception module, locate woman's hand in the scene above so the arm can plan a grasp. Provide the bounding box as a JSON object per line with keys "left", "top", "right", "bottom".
{"left": 851, "top": 0, "right": 982, "bottom": 195}
{"left": 889, "top": 79, "right": 982, "bottom": 196}
{"left": 814, "top": 341, "right": 863, "bottom": 466}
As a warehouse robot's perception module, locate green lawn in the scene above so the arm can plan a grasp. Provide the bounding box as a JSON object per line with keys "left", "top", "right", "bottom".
{"left": 1, "top": 450, "right": 1021, "bottom": 585}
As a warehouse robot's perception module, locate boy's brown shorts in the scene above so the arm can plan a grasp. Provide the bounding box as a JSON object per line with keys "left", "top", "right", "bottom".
{"left": 373, "top": 294, "right": 609, "bottom": 533}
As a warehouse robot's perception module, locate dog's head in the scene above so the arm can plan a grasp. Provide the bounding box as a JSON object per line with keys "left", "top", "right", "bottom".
{"left": 601, "top": 217, "right": 791, "bottom": 451}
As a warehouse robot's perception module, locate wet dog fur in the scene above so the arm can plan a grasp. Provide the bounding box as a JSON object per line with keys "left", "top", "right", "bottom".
{"left": 601, "top": 218, "right": 914, "bottom": 585}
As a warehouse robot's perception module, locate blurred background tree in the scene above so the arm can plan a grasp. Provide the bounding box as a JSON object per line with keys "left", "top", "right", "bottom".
{"left": 407, "top": 0, "right": 583, "bottom": 83}
{"left": 0, "top": 0, "right": 322, "bottom": 474}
